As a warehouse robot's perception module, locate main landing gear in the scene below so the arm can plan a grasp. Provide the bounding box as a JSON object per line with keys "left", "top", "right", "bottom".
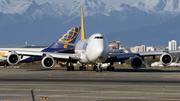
{"left": 93, "top": 65, "right": 97, "bottom": 71}
{"left": 107, "top": 65, "right": 114, "bottom": 71}
{"left": 66, "top": 62, "right": 74, "bottom": 71}
{"left": 79, "top": 64, "right": 87, "bottom": 71}
{"left": 107, "top": 62, "right": 114, "bottom": 71}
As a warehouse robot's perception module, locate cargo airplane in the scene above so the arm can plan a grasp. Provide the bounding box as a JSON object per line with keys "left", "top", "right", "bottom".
{"left": 0, "top": 27, "right": 80, "bottom": 67}
{"left": 0, "top": 7, "right": 178, "bottom": 72}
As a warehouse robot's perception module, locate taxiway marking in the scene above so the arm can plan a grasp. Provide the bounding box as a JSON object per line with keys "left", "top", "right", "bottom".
{"left": 77, "top": 73, "right": 109, "bottom": 75}
{"left": 162, "top": 75, "right": 178, "bottom": 78}
{"left": 22, "top": 90, "right": 180, "bottom": 101}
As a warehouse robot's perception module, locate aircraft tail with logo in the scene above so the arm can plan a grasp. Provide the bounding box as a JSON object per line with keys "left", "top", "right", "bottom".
{"left": 42, "top": 27, "right": 81, "bottom": 52}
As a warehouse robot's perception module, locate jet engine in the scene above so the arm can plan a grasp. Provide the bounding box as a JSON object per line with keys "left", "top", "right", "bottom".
{"left": 42, "top": 55, "right": 54, "bottom": 68}
{"left": 160, "top": 53, "right": 172, "bottom": 65}
{"left": 130, "top": 55, "right": 143, "bottom": 69}
{"left": 7, "top": 52, "right": 20, "bottom": 65}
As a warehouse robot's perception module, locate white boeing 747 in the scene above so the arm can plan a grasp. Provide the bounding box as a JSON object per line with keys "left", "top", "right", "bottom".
{"left": 0, "top": 7, "right": 178, "bottom": 72}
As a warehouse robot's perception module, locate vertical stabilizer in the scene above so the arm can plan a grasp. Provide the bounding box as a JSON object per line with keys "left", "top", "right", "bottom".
{"left": 81, "top": 7, "right": 86, "bottom": 40}
{"left": 42, "top": 27, "right": 80, "bottom": 52}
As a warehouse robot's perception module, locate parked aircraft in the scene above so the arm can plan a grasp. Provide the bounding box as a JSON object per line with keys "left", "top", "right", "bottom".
{"left": 151, "top": 62, "right": 164, "bottom": 67}
{"left": 0, "top": 27, "right": 80, "bottom": 67}
{"left": 0, "top": 7, "right": 178, "bottom": 72}
{"left": 151, "top": 60, "right": 180, "bottom": 67}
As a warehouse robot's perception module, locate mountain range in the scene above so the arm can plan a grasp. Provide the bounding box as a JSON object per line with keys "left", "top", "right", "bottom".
{"left": 0, "top": 0, "right": 180, "bottom": 47}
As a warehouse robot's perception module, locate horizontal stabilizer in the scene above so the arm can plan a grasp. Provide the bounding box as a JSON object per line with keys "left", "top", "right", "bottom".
{"left": 45, "top": 40, "right": 76, "bottom": 47}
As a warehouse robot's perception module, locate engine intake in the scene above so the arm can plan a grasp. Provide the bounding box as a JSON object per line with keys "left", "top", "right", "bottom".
{"left": 7, "top": 52, "right": 20, "bottom": 65}
{"left": 131, "top": 55, "right": 143, "bottom": 69}
{"left": 42, "top": 55, "right": 54, "bottom": 68}
{"left": 160, "top": 53, "right": 172, "bottom": 65}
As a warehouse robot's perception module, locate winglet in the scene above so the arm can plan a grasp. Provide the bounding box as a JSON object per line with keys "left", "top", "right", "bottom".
{"left": 81, "top": 7, "right": 86, "bottom": 40}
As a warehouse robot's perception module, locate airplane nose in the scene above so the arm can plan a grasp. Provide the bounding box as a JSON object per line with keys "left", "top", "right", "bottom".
{"left": 96, "top": 46, "right": 107, "bottom": 60}
{"left": 97, "top": 46, "right": 103, "bottom": 51}
{"left": 96, "top": 46, "right": 104, "bottom": 55}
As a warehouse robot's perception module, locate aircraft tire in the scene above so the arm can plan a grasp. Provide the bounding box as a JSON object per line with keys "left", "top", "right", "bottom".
{"left": 83, "top": 67, "right": 86, "bottom": 71}
{"left": 67, "top": 67, "right": 70, "bottom": 71}
{"left": 79, "top": 66, "right": 83, "bottom": 71}
{"left": 100, "top": 68, "right": 102, "bottom": 72}
{"left": 71, "top": 66, "right": 74, "bottom": 71}
{"left": 96, "top": 68, "right": 98, "bottom": 72}
{"left": 0, "top": 62, "right": 4, "bottom": 66}
{"left": 93, "top": 66, "right": 96, "bottom": 71}
{"left": 107, "top": 66, "right": 110, "bottom": 71}
{"left": 111, "top": 66, "right": 114, "bottom": 71}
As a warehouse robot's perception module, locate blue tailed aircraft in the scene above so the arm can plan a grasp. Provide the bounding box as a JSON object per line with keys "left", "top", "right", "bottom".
{"left": 0, "top": 27, "right": 80, "bottom": 67}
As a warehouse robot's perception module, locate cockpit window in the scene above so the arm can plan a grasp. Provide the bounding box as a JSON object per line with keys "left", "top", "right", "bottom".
{"left": 94, "top": 36, "right": 103, "bottom": 39}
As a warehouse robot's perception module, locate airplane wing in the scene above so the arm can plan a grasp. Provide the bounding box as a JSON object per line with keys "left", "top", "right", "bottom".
{"left": 108, "top": 51, "right": 173, "bottom": 60}
{"left": 0, "top": 49, "right": 81, "bottom": 68}
{"left": 138, "top": 51, "right": 168, "bottom": 56}
{"left": 109, "top": 53, "right": 135, "bottom": 59}
{"left": 15, "top": 50, "right": 81, "bottom": 60}
{"left": 108, "top": 50, "right": 177, "bottom": 69}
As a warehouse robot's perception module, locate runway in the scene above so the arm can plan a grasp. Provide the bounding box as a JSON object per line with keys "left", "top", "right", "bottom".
{"left": 0, "top": 67, "right": 180, "bottom": 101}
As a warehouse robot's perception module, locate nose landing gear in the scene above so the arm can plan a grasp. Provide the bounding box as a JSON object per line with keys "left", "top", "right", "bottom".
{"left": 66, "top": 62, "right": 74, "bottom": 71}
{"left": 95, "top": 63, "right": 102, "bottom": 72}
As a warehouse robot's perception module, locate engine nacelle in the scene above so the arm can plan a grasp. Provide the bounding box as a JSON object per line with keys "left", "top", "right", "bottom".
{"left": 131, "top": 55, "right": 143, "bottom": 69}
{"left": 160, "top": 53, "right": 172, "bottom": 65}
{"left": 7, "top": 52, "right": 20, "bottom": 65}
{"left": 42, "top": 55, "right": 55, "bottom": 68}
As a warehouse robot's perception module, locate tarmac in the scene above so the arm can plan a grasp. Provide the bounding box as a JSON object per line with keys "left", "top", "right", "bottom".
{"left": 0, "top": 66, "right": 180, "bottom": 101}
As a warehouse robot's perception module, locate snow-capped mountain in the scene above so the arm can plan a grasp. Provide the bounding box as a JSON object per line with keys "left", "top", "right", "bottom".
{"left": 0, "top": 0, "right": 178, "bottom": 23}
{"left": 66, "top": 0, "right": 113, "bottom": 17}
{"left": 1, "top": 0, "right": 180, "bottom": 18}
{"left": 0, "top": 0, "right": 168, "bottom": 24}
{"left": 0, "top": 0, "right": 112, "bottom": 17}
{"left": 0, "top": 0, "right": 180, "bottom": 46}
{"left": 132, "top": 0, "right": 180, "bottom": 14}
{"left": 0, "top": 0, "right": 35, "bottom": 14}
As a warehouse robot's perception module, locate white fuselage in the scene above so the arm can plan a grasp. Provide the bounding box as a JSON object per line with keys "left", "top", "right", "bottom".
{"left": 75, "top": 33, "right": 109, "bottom": 64}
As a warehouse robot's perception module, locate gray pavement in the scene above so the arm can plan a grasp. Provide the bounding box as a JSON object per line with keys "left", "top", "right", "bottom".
{"left": 0, "top": 67, "right": 180, "bottom": 101}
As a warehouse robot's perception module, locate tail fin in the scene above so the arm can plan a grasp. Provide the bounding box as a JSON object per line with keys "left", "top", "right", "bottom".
{"left": 43, "top": 27, "right": 80, "bottom": 52}
{"left": 81, "top": 7, "right": 86, "bottom": 40}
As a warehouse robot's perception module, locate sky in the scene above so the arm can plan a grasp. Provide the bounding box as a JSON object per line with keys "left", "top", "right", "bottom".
{"left": 28, "top": 0, "right": 140, "bottom": 5}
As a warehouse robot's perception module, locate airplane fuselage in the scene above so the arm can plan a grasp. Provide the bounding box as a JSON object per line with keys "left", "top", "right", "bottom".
{"left": 75, "top": 33, "right": 109, "bottom": 64}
